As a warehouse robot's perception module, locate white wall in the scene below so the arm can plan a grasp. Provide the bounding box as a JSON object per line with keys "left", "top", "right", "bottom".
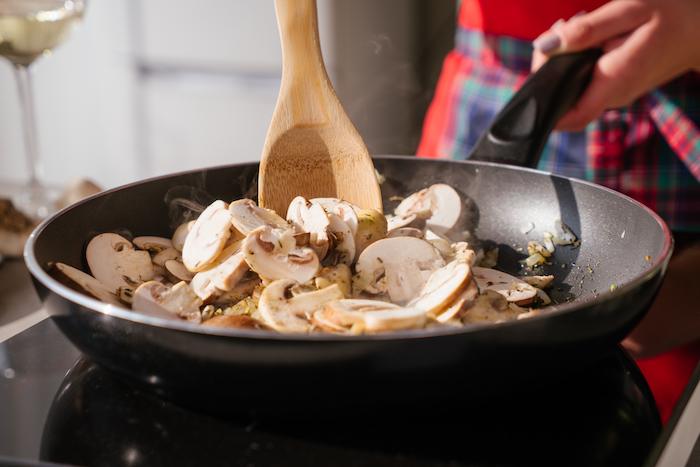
{"left": 0, "top": 0, "right": 452, "bottom": 195}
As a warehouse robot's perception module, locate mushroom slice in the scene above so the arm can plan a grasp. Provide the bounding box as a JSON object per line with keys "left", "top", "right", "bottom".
{"left": 132, "top": 280, "right": 203, "bottom": 322}
{"left": 395, "top": 183, "right": 463, "bottom": 237}
{"left": 164, "top": 259, "right": 194, "bottom": 283}
{"left": 383, "top": 260, "right": 435, "bottom": 303}
{"left": 229, "top": 198, "right": 289, "bottom": 236}
{"left": 386, "top": 213, "right": 426, "bottom": 233}
{"left": 310, "top": 198, "right": 359, "bottom": 238}
{"left": 182, "top": 200, "right": 233, "bottom": 272}
{"left": 354, "top": 209, "right": 388, "bottom": 261}
{"left": 518, "top": 275, "right": 554, "bottom": 289}
{"left": 132, "top": 236, "right": 173, "bottom": 253}
{"left": 86, "top": 233, "right": 156, "bottom": 294}
{"left": 315, "top": 263, "right": 352, "bottom": 297}
{"left": 472, "top": 267, "right": 538, "bottom": 306}
{"left": 386, "top": 227, "right": 424, "bottom": 239}
{"left": 353, "top": 236, "right": 445, "bottom": 299}
{"left": 243, "top": 226, "right": 320, "bottom": 285}
{"left": 258, "top": 279, "right": 345, "bottom": 332}
{"left": 327, "top": 212, "right": 355, "bottom": 266}
{"left": 211, "top": 272, "right": 261, "bottom": 306}
{"left": 323, "top": 299, "right": 426, "bottom": 332}
{"left": 152, "top": 247, "right": 182, "bottom": 267}
{"left": 323, "top": 298, "right": 401, "bottom": 326}
{"left": 461, "top": 290, "right": 526, "bottom": 324}
{"left": 172, "top": 220, "right": 195, "bottom": 252}
{"left": 202, "top": 314, "right": 274, "bottom": 331}
{"left": 435, "top": 279, "right": 480, "bottom": 323}
{"left": 48, "top": 262, "right": 122, "bottom": 306}
{"left": 423, "top": 229, "right": 454, "bottom": 258}
{"left": 450, "top": 242, "right": 477, "bottom": 266}
{"left": 407, "top": 260, "right": 472, "bottom": 315}
{"left": 190, "top": 241, "right": 249, "bottom": 303}
{"left": 286, "top": 196, "right": 331, "bottom": 260}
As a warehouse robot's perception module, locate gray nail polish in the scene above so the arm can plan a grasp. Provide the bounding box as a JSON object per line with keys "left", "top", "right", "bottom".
{"left": 533, "top": 33, "right": 561, "bottom": 53}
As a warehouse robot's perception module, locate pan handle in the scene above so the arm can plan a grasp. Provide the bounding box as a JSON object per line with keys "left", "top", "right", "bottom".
{"left": 468, "top": 48, "right": 602, "bottom": 168}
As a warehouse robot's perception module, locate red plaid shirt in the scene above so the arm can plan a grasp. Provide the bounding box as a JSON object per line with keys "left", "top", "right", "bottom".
{"left": 418, "top": 27, "right": 700, "bottom": 233}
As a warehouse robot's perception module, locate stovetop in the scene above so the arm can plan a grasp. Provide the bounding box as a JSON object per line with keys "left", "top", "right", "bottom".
{"left": 0, "top": 316, "right": 667, "bottom": 467}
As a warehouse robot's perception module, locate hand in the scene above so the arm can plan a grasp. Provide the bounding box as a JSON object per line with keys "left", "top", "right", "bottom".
{"left": 531, "top": 0, "right": 700, "bottom": 131}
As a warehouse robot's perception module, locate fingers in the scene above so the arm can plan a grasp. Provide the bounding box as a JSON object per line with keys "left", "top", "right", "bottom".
{"left": 533, "top": 0, "right": 652, "bottom": 55}
{"left": 555, "top": 20, "right": 670, "bottom": 131}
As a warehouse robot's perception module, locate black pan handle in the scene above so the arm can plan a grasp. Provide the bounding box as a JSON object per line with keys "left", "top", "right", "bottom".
{"left": 468, "top": 48, "right": 602, "bottom": 168}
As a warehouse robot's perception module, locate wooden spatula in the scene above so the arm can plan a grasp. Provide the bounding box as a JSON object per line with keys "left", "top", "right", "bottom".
{"left": 258, "top": 0, "right": 383, "bottom": 218}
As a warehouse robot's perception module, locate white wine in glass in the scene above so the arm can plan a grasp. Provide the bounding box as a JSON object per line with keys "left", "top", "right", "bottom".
{"left": 0, "top": 0, "right": 85, "bottom": 220}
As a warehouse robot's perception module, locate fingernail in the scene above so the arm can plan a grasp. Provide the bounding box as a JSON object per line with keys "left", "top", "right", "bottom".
{"left": 532, "top": 32, "right": 561, "bottom": 53}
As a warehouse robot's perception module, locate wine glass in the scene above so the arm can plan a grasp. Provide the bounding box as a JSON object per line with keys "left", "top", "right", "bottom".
{"left": 0, "top": 0, "right": 85, "bottom": 220}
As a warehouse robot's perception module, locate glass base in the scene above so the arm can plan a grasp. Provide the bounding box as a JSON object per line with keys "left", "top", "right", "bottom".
{"left": 14, "top": 183, "right": 53, "bottom": 221}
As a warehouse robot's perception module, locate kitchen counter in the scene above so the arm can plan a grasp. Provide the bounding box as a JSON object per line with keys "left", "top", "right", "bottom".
{"left": 0, "top": 258, "right": 699, "bottom": 466}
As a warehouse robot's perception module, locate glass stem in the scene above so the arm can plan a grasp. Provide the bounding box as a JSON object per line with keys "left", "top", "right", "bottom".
{"left": 14, "top": 63, "right": 40, "bottom": 191}
{"left": 12, "top": 62, "right": 50, "bottom": 219}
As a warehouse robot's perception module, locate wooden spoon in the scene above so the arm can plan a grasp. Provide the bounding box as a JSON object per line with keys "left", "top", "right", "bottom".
{"left": 258, "top": 0, "right": 383, "bottom": 218}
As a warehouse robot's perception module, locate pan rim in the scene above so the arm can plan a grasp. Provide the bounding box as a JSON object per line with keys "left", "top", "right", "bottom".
{"left": 24, "top": 157, "right": 674, "bottom": 343}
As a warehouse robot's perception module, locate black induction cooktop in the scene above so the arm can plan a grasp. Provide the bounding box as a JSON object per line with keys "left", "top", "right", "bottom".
{"left": 0, "top": 317, "right": 663, "bottom": 467}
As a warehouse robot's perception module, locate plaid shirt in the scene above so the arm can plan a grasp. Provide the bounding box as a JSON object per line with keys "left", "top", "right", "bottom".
{"left": 418, "top": 27, "right": 700, "bottom": 232}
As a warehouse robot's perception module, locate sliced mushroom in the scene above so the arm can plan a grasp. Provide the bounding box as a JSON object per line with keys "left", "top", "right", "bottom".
{"left": 202, "top": 314, "right": 274, "bottom": 331}
{"left": 286, "top": 196, "right": 331, "bottom": 260}
{"left": 229, "top": 198, "right": 289, "bottom": 236}
{"left": 386, "top": 227, "right": 424, "bottom": 239}
{"left": 182, "top": 200, "right": 233, "bottom": 272}
{"left": 152, "top": 247, "right": 181, "bottom": 267}
{"left": 211, "top": 271, "right": 261, "bottom": 306}
{"left": 353, "top": 236, "right": 445, "bottom": 301}
{"left": 164, "top": 259, "right": 195, "bottom": 283}
{"left": 322, "top": 299, "right": 427, "bottom": 332}
{"left": 394, "top": 183, "right": 463, "bottom": 237}
{"left": 132, "top": 280, "right": 203, "bottom": 322}
{"left": 472, "top": 267, "right": 538, "bottom": 306}
{"left": 450, "top": 242, "right": 477, "bottom": 266}
{"left": 518, "top": 275, "right": 554, "bottom": 289}
{"left": 310, "top": 198, "right": 359, "bottom": 238}
{"left": 327, "top": 212, "right": 355, "bottom": 266}
{"left": 190, "top": 240, "right": 249, "bottom": 303}
{"left": 383, "top": 260, "right": 434, "bottom": 303}
{"left": 435, "top": 279, "right": 480, "bottom": 323}
{"left": 407, "top": 260, "right": 472, "bottom": 315}
{"left": 386, "top": 213, "right": 427, "bottom": 233}
{"left": 172, "top": 220, "right": 195, "bottom": 252}
{"left": 258, "top": 278, "right": 345, "bottom": 332}
{"left": 48, "top": 262, "right": 122, "bottom": 306}
{"left": 353, "top": 209, "right": 388, "bottom": 261}
{"left": 86, "top": 233, "right": 156, "bottom": 294}
{"left": 423, "top": 229, "right": 454, "bottom": 258}
{"left": 243, "top": 226, "right": 320, "bottom": 284}
{"left": 461, "top": 290, "right": 527, "bottom": 324}
{"left": 132, "top": 236, "right": 173, "bottom": 253}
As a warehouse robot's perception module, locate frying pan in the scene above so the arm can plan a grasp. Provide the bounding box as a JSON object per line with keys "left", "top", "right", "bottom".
{"left": 25, "top": 51, "right": 673, "bottom": 418}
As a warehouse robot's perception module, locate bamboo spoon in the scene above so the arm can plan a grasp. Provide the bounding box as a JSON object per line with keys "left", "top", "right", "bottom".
{"left": 258, "top": 0, "right": 383, "bottom": 217}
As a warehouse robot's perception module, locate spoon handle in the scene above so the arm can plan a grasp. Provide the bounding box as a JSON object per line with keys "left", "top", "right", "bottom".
{"left": 273, "top": 0, "right": 333, "bottom": 127}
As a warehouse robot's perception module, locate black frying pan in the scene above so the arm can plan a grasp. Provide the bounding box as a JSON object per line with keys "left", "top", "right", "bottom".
{"left": 25, "top": 51, "right": 673, "bottom": 418}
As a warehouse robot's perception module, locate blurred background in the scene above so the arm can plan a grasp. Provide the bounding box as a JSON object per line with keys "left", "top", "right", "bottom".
{"left": 0, "top": 0, "right": 456, "bottom": 195}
